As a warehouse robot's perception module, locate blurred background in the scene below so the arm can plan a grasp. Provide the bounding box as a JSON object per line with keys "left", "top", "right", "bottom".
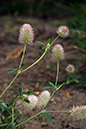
{"left": 0, "top": 0, "right": 86, "bottom": 17}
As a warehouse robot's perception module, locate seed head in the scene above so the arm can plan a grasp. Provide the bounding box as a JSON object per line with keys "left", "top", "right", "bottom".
{"left": 70, "top": 106, "right": 86, "bottom": 119}
{"left": 19, "top": 24, "right": 34, "bottom": 44}
{"left": 52, "top": 44, "right": 65, "bottom": 62}
{"left": 36, "top": 90, "right": 50, "bottom": 109}
{"left": 57, "top": 25, "right": 69, "bottom": 38}
{"left": 66, "top": 64, "right": 75, "bottom": 74}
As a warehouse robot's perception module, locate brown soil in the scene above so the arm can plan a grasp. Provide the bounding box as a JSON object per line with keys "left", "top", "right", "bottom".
{"left": 0, "top": 16, "right": 86, "bottom": 129}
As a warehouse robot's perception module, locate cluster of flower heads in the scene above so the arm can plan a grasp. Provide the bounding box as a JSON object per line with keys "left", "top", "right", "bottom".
{"left": 18, "top": 24, "right": 69, "bottom": 45}
{"left": 16, "top": 90, "right": 50, "bottom": 113}
{"left": 70, "top": 106, "right": 86, "bottom": 119}
{"left": 19, "top": 24, "right": 34, "bottom": 44}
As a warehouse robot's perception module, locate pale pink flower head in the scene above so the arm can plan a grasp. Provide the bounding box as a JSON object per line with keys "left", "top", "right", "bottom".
{"left": 36, "top": 90, "right": 50, "bottom": 109}
{"left": 16, "top": 95, "right": 38, "bottom": 112}
{"left": 52, "top": 44, "right": 65, "bottom": 62}
{"left": 27, "top": 95, "right": 38, "bottom": 110}
{"left": 57, "top": 25, "right": 69, "bottom": 38}
{"left": 66, "top": 64, "right": 75, "bottom": 74}
{"left": 19, "top": 24, "right": 34, "bottom": 44}
{"left": 70, "top": 105, "right": 86, "bottom": 119}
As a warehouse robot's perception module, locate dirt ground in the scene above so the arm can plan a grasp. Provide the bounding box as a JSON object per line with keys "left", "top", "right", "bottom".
{"left": 0, "top": 16, "right": 86, "bottom": 129}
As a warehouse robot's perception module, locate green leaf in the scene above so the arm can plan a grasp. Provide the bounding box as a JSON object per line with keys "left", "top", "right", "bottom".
{"left": 0, "top": 103, "right": 5, "bottom": 112}
{"left": 49, "top": 82, "right": 55, "bottom": 87}
{"left": 47, "top": 38, "right": 51, "bottom": 44}
{"left": 36, "top": 41, "right": 45, "bottom": 45}
{"left": 67, "top": 76, "right": 70, "bottom": 84}
{"left": 41, "top": 122, "right": 48, "bottom": 126}
{"left": 11, "top": 124, "right": 16, "bottom": 129}
{"left": 7, "top": 68, "right": 17, "bottom": 74}
{"left": 42, "top": 112, "right": 52, "bottom": 121}
{"left": 8, "top": 105, "right": 12, "bottom": 109}
{"left": 46, "top": 113, "right": 52, "bottom": 121}
{"left": 24, "top": 91, "right": 32, "bottom": 95}
{"left": 18, "top": 86, "right": 22, "bottom": 95}
{"left": 42, "top": 40, "right": 47, "bottom": 45}
{"left": 54, "top": 87, "right": 57, "bottom": 91}
{"left": 0, "top": 123, "right": 9, "bottom": 127}
{"left": 42, "top": 47, "right": 46, "bottom": 50}
{"left": 19, "top": 65, "right": 28, "bottom": 70}
{"left": 42, "top": 112, "right": 46, "bottom": 120}
{"left": 71, "top": 75, "right": 79, "bottom": 83}
{"left": 43, "top": 86, "right": 52, "bottom": 89}
{"left": 24, "top": 99, "right": 30, "bottom": 103}
{"left": 73, "top": 69, "right": 78, "bottom": 73}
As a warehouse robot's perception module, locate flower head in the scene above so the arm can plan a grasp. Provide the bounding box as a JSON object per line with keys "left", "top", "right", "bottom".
{"left": 36, "top": 90, "right": 50, "bottom": 109}
{"left": 52, "top": 44, "right": 65, "bottom": 62}
{"left": 27, "top": 95, "right": 38, "bottom": 110}
{"left": 16, "top": 95, "right": 38, "bottom": 113}
{"left": 19, "top": 24, "right": 34, "bottom": 44}
{"left": 66, "top": 64, "right": 75, "bottom": 74}
{"left": 70, "top": 106, "right": 86, "bottom": 119}
{"left": 56, "top": 25, "right": 69, "bottom": 38}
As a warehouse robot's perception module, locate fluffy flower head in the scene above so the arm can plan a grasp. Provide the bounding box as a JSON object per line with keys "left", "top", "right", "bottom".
{"left": 57, "top": 25, "right": 69, "bottom": 38}
{"left": 70, "top": 105, "right": 86, "bottom": 119}
{"left": 36, "top": 90, "right": 50, "bottom": 109}
{"left": 19, "top": 24, "right": 34, "bottom": 44}
{"left": 27, "top": 95, "right": 38, "bottom": 110}
{"left": 16, "top": 95, "right": 38, "bottom": 113}
{"left": 52, "top": 44, "right": 65, "bottom": 62}
{"left": 66, "top": 64, "right": 75, "bottom": 74}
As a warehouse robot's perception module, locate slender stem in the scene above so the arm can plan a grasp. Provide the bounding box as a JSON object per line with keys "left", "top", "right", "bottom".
{"left": 19, "top": 44, "right": 26, "bottom": 69}
{"left": 55, "top": 61, "right": 59, "bottom": 87}
{"left": 42, "top": 90, "right": 55, "bottom": 110}
{"left": 12, "top": 107, "right": 14, "bottom": 124}
{"left": 46, "top": 110, "right": 70, "bottom": 113}
{"left": 0, "top": 45, "right": 27, "bottom": 98}
{"left": 57, "top": 82, "right": 65, "bottom": 91}
{"left": 50, "top": 36, "right": 59, "bottom": 47}
{"left": 20, "top": 36, "right": 59, "bottom": 73}
{"left": 42, "top": 60, "right": 60, "bottom": 110}
{"left": 15, "top": 111, "right": 42, "bottom": 127}
{"left": 21, "top": 51, "right": 46, "bottom": 73}
{"left": 0, "top": 73, "right": 18, "bottom": 99}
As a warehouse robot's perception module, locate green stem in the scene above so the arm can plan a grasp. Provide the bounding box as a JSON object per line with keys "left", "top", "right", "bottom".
{"left": 20, "top": 36, "right": 59, "bottom": 73}
{"left": 42, "top": 90, "right": 55, "bottom": 110}
{"left": 0, "top": 45, "right": 27, "bottom": 98}
{"left": 57, "top": 82, "right": 65, "bottom": 91}
{"left": 55, "top": 61, "right": 59, "bottom": 87}
{"left": 19, "top": 44, "right": 26, "bottom": 69}
{"left": 42, "top": 60, "right": 60, "bottom": 110}
{"left": 50, "top": 36, "right": 59, "bottom": 47}
{"left": 15, "top": 111, "right": 42, "bottom": 128}
{"left": 0, "top": 73, "right": 18, "bottom": 99}
{"left": 12, "top": 107, "right": 14, "bottom": 124}
{"left": 46, "top": 110, "right": 70, "bottom": 113}
{"left": 21, "top": 51, "right": 46, "bottom": 73}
